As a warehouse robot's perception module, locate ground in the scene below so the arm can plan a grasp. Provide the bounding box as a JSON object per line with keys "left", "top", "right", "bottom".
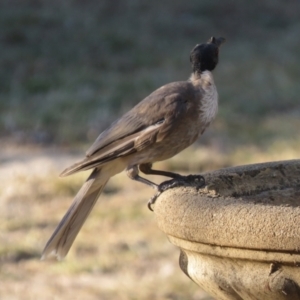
{"left": 0, "top": 145, "right": 214, "bottom": 300}
{"left": 1, "top": 141, "right": 300, "bottom": 299}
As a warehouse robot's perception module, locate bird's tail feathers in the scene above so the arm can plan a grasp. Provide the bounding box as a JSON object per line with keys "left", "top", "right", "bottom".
{"left": 41, "top": 168, "right": 108, "bottom": 260}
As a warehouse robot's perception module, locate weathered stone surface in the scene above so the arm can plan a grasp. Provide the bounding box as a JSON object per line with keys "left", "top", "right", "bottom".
{"left": 153, "top": 160, "right": 300, "bottom": 300}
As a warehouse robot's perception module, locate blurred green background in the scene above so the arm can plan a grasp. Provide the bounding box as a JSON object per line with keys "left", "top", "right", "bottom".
{"left": 1, "top": 1, "right": 300, "bottom": 299}
{"left": 2, "top": 0, "right": 300, "bottom": 148}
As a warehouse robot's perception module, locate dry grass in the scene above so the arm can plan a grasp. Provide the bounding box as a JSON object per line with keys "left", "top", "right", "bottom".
{"left": 1, "top": 137, "right": 300, "bottom": 299}
{"left": 0, "top": 146, "right": 212, "bottom": 300}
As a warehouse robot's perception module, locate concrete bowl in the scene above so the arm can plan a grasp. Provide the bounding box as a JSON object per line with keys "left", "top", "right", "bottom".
{"left": 153, "top": 160, "right": 300, "bottom": 300}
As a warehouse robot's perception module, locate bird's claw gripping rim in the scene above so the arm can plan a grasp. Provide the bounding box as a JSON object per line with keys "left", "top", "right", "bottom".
{"left": 148, "top": 174, "right": 206, "bottom": 211}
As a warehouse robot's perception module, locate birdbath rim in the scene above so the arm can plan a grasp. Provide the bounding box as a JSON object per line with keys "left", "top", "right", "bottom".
{"left": 153, "top": 159, "right": 300, "bottom": 253}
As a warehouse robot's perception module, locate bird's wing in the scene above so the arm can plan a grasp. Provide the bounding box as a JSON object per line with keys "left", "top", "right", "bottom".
{"left": 61, "top": 82, "right": 194, "bottom": 177}
{"left": 86, "top": 81, "right": 193, "bottom": 156}
{"left": 60, "top": 121, "right": 164, "bottom": 176}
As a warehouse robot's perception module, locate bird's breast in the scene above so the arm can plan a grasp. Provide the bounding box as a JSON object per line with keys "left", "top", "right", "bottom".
{"left": 197, "top": 72, "right": 219, "bottom": 129}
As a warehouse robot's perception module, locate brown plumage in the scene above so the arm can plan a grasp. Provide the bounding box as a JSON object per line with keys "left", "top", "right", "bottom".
{"left": 42, "top": 36, "right": 225, "bottom": 260}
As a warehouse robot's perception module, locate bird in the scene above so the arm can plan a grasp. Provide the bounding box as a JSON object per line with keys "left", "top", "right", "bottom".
{"left": 42, "top": 36, "right": 225, "bottom": 260}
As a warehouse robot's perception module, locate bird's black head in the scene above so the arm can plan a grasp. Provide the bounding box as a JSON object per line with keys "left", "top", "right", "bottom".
{"left": 190, "top": 37, "right": 225, "bottom": 73}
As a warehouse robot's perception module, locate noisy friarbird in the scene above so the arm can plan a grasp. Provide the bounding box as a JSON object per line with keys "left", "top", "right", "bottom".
{"left": 42, "top": 36, "right": 225, "bottom": 260}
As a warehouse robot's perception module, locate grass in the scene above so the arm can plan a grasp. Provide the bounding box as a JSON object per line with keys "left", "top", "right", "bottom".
{"left": 1, "top": 0, "right": 300, "bottom": 145}
{"left": 0, "top": 153, "right": 209, "bottom": 299}
{"left": 1, "top": 139, "right": 300, "bottom": 299}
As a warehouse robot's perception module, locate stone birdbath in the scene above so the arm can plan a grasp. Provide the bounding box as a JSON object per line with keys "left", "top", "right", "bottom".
{"left": 153, "top": 159, "right": 300, "bottom": 300}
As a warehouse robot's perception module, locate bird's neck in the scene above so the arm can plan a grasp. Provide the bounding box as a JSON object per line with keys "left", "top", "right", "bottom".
{"left": 191, "top": 60, "right": 214, "bottom": 80}
{"left": 193, "top": 70, "right": 218, "bottom": 128}
{"left": 191, "top": 70, "right": 202, "bottom": 81}
{"left": 189, "top": 70, "right": 212, "bottom": 82}
{"left": 192, "top": 63, "right": 202, "bottom": 79}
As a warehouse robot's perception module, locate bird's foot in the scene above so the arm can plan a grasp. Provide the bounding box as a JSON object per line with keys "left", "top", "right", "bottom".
{"left": 147, "top": 174, "right": 206, "bottom": 211}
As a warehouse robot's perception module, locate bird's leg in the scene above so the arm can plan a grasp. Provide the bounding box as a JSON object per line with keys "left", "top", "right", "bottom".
{"left": 139, "top": 163, "right": 183, "bottom": 179}
{"left": 127, "top": 165, "right": 205, "bottom": 211}
{"left": 126, "top": 165, "right": 159, "bottom": 190}
{"left": 127, "top": 165, "right": 174, "bottom": 211}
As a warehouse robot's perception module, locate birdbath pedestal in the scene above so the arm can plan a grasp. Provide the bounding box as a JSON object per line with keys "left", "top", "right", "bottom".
{"left": 153, "top": 160, "right": 300, "bottom": 300}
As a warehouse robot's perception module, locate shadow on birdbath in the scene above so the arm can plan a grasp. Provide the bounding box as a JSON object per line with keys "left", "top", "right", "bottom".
{"left": 153, "top": 159, "right": 300, "bottom": 300}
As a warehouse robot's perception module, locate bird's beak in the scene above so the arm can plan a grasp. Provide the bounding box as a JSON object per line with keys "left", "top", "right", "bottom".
{"left": 208, "top": 37, "right": 226, "bottom": 47}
